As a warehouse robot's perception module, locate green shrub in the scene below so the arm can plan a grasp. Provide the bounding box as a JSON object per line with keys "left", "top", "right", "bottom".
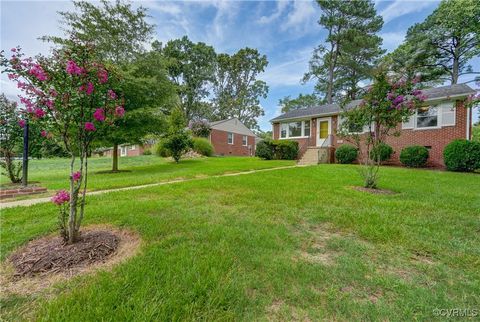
{"left": 154, "top": 139, "right": 170, "bottom": 158}
{"left": 164, "top": 132, "right": 193, "bottom": 163}
{"left": 400, "top": 145, "right": 429, "bottom": 168}
{"left": 335, "top": 145, "right": 358, "bottom": 164}
{"left": 142, "top": 148, "right": 152, "bottom": 155}
{"left": 272, "top": 140, "right": 299, "bottom": 160}
{"left": 370, "top": 143, "right": 393, "bottom": 162}
{"left": 255, "top": 140, "right": 274, "bottom": 160}
{"left": 443, "top": 139, "right": 480, "bottom": 172}
{"left": 192, "top": 137, "right": 214, "bottom": 156}
{"left": 255, "top": 140, "right": 298, "bottom": 160}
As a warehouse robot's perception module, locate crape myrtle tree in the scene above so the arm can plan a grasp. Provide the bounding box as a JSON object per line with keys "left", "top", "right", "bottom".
{"left": 45, "top": 0, "right": 157, "bottom": 172}
{"left": 0, "top": 94, "right": 23, "bottom": 183}
{"left": 338, "top": 72, "right": 426, "bottom": 189}
{"left": 1, "top": 42, "right": 124, "bottom": 243}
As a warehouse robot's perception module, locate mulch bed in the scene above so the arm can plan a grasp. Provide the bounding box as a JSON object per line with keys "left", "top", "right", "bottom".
{"left": 351, "top": 186, "right": 397, "bottom": 195}
{"left": 9, "top": 230, "right": 120, "bottom": 278}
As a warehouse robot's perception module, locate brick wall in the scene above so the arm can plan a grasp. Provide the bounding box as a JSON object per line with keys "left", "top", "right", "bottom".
{"left": 210, "top": 129, "right": 256, "bottom": 156}
{"left": 102, "top": 144, "right": 150, "bottom": 157}
{"left": 272, "top": 100, "right": 470, "bottom": 168}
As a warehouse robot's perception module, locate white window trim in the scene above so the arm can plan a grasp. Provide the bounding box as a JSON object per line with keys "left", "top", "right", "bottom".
{"left": 279, "top": 120, "right": 311, "bottom": 139}
{"left": 227, "top": 132, "right": 234, "bottom": 145}
{"left": 413, "top": 106, "right": 441, "bottom": 131}
{"left": 130, "top": 145, "right": 136, "bottom": 150}
{"left": 242, "top": 135, "right": 248, "bottom": 146}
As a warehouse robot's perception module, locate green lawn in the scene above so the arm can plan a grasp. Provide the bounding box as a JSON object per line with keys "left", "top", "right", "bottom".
{"left": 0, "top": 155, "right": 294, "bottom": 192}
{"left": 1, "top": 165, "right": 479, "bottom": 321}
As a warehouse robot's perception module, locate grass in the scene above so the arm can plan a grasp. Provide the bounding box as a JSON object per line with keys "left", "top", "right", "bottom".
{"left": 1, "top": 165, "right": 479, "bottom": 320}
{"left": 0, "top": 155, "right": 294, "bottom": 192}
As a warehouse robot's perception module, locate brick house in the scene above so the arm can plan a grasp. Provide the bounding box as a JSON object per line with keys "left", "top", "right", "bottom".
{"left": 209, "top": 118, "right": 257, "bottom": 156}
{"left": 270, "top": 84, "right": 476, "bottom": 168}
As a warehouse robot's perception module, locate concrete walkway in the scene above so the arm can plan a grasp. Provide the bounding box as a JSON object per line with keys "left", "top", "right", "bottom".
{"left": 0, "top": 165, "right": 300, "bottom": 209}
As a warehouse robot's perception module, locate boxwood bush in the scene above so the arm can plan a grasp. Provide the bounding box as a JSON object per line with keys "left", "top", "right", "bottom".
{"left": 400, "top": 145, "right": 429, "bottom": 168}
{"left": 335, "top": 145, "right": 358, "bottom": 164}
{"left": 272, "top": 140, "right": 299, "bottom": 160}
{"left": 443, "top": 139, "right": 480, "bottom": 172}
{"left": 369, "top": 143, "right": 393, "bottom": 162}
{"left": 255, "top": 140, "right": 299, "bottom": 160}
{"left": 255, "top": 140, "right": 274, "bottom": 160}
{"left": 192, "top": 137, "right": 214, "bottom": 156}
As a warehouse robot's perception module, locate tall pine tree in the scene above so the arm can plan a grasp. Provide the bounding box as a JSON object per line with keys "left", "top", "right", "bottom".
{"left": 303, "top": 0, "right": 384, "bottom": 103}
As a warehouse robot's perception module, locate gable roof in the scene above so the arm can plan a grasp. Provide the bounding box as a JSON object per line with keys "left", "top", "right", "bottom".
{"left": 209, "top": 118, "right": 257, "bottom": 137}
{"left": 271, "top": 84, "right": 475, "bottom": 123}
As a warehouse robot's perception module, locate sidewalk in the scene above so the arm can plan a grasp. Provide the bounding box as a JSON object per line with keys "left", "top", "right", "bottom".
{"left": 0, "top": 165, "right": 300, "bottom": 209}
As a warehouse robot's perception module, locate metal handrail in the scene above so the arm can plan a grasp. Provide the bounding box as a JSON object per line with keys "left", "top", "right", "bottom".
{"left": 318, "top": 134, "right": 334, "bottom": 163}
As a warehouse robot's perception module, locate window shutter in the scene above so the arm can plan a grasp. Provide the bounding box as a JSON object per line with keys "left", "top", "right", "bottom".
{"left": 440, "top": 102, "right": 455, "bottom": 126}
{"left": 402, "top": 116, "right": 414, "bottom": 129}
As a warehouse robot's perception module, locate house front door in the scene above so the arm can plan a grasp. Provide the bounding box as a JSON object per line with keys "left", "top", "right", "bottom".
{"left": 316, "top": 117, "right": 331, "bottom": 147}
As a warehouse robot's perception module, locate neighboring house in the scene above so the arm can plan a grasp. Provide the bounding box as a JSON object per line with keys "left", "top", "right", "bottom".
{"left": 96, "top": 143, "right": 153, "bottom": 158}
{"left": 270, "top": 84, "right": 476, "bottom": 168}
{"left": 208, "top": 118, "right": 257, "bottom": 156}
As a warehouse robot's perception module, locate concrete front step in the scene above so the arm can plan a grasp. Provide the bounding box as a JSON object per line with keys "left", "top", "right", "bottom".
{"left": 297, "top": 147, "right": 330, "bottom": 165}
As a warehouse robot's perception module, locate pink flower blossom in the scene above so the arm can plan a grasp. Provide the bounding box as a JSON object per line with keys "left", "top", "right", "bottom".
{"left": 11, "top": 48, "right": 17, "bottom": 52}
{"left": 115, "top": 106, "right": 125, "bottom": 117}
{"left": 72, "top": 171, "right": 81, "bottom": 182}
{"left": 66, "top": 60, "right": 83, "bottom": 75}
{"left": 28, "top": 64, "right": 48, "bottom": 81}
{"left": 86, "top": 82, "right": 94, "bottom": 95}
{"left": 387, "top": 92, "right": 395, "bottom": 100}
{"left": 93, "top": 108, "right": 105, "bottom": 122}
{"left": 98, "top": 69, "right": 108, "bottom": 84}
{"left": 18, "top": 119, "right": 26, "bottom": 128}
{"left": 107, "top": 89, "right": 117, "bottom": 100}
{"left": 84, "top": 122, "right": 96, "bottom": 131}
{"left": 51, "top": 190, "right": 70, "bottom": 205}
{"left": 41, "top": 130, "right": 47, "bottom": 137}
{"left": 49, "top": 89, "right": 58, "bottom": 97}
{"left": 35, "top": 108, "right": 45, "bottom": 118}
{"left": 7, "top": 73, "right": 17, "bottom": 80}
{"left": 392, "top": 95, "right": 404, "bottom": 106}
{"left": 45, "top": 100, "right": 54, "bottom": 109}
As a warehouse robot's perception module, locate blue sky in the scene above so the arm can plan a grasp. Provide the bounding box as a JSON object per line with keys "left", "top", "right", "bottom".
{"left": 1, "top": 0, "right": 478, "bottom": 131}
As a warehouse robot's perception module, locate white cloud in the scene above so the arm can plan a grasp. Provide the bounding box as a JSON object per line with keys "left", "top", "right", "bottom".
{"left": 282, "top": 0, "right": 317, "bottom": 32}
{"left": 380, "top": 0, "right": 437, "bottom": 23}
{"left": 262, "top": 48, "right": 312, "bottom": 87}
{"left": 380, "top": 31, "right": 406, "bottom": 52}
{"left": 258, "top": 0, "right": 289, "bottom": 24}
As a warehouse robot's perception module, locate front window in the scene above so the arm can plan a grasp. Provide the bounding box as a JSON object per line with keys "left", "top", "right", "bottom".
{"left": 227, "top": 132, "right": 234, "bottom": 144}
{"left": 304, "top": 121, "right": 310, "bottom": 137}
{"left": 280, "top": 120, "right": 311, "bottom": 138}
{"left": 289, "top": 121, "right": 302, "bottom": 137}
{"left": 416, "top": 106, "right": 438, "bottom": 128}
{"left": 242, "top": 135, "right": 248, "bottom": 146}
{"left": 280, "top": 123, "right": 287, "bottom": 138}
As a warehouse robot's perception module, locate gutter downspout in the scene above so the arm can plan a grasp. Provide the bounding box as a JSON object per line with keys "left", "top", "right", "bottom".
{"left": 466, "top": 105, "right": 471, "bottom": 140}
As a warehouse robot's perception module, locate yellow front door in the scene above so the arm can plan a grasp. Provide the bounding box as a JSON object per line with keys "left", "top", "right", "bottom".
{"left": 317, "top": 118, "right": 330, "bottom": 146}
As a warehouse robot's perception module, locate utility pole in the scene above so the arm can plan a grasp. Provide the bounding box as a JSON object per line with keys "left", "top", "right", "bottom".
{"left": 22, "top": 119, "right": 29, "bottom": 187}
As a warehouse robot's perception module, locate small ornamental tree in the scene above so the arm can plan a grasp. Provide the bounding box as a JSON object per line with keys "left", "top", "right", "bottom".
{"left": 339, "top": 72, "right": 425, "bottom": 188}
{"left": 189, "top": 119, "right": 211, "bottom": 138}
{"left": 1, "top": 42, "right": 124, "bottom": 243}
{"left": 163, "top": 108, "right": 193, "bottom": 163}
{"left": 0, "top": 93, "right": 23, "bottom": 183}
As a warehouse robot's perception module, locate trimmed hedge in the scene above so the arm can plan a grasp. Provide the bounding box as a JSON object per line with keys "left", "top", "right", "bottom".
{"left": 255, "top": 140, "right": 299, "bottom": 160}
{"left": 443, "top": 139, "right": 480, "bottom": 172}
{"left": 335, "top": 145, "right": 358, "bottom": 164}
{"left": 255, "top": 140, "right": 274, "bottom": 160}
{"left": 192, "top": 137, "right": 214, "bottom": 156}
{"left": 370, "top": 143, "right": 393, "bottom": 162}
{"left": 272, "top": 140, "right": 299, "bottom": 160}
{"left": 400, "top": 145, "right": 429, "bottom": 168}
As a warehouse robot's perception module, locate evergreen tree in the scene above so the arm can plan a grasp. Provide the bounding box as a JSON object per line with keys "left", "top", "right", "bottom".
{"left": 303, "top": 0, "right": 384, "bottom": 103}
{"left": 385, "top": 0, "right": 479, "bottom": 84}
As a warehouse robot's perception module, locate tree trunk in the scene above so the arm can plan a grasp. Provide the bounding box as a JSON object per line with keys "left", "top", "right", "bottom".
{"left": 112, "top": 143, "right": 119, "bottom": 172}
